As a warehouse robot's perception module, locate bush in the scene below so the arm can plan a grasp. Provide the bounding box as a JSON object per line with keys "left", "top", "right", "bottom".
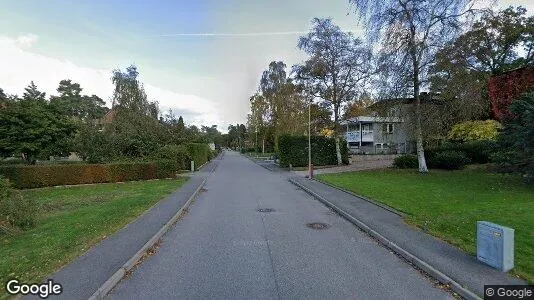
{"left": 0, "top": 177, "right": 36, "bottom": 233}
{"left": 448, "top": 120, "right": 502, "bottom": 142}
{"left": 0, "top": 162, "right": 178, "bottom": 189}
{"left": 278, "top": 135, "right": 348, "bottom": 167}
{"left": 187, "top": 143, "right": 212, "bottom": 170}
{"left": 74, "top": 123, "right": 113, "bottom": 163}
{"left": 154, "top": 144, "right": 191, "bottom": 170}
{"left": 154, "top": 159, "right": 179, "bottom": 179}
{"left": 428, "top": 151, "right": 471, "bottom": 170}
{"left": 437, "top": 140, "right": 498, "bottom": 164}
{"left": 493, "top": 92, "right": 534, "bottom": 183}
{"left": 394, "top": 154, "right": 419, "bottom": 169}
{"left": 154, "top": 143, "right": 213, "bottom": 171}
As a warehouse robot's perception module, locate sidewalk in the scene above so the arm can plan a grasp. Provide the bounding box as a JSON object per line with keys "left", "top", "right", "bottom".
{"left": 29, "top": 159, "right": 218, "bottom": 300}
{"left": 289, "top": 176, "right": 526, "bottom": 299}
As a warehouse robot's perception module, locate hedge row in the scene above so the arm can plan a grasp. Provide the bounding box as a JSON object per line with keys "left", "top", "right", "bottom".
{"left": 427, "top": 140, "right": 498, "bottom": 164}
{"left": 187, "top": 143, "right": 213, "bottom": 170}
{"left": 0, "top": 160, "right": 178, "bottom": 189}
{"left": 278, "top": 135, "right": 349, "bottom": 168}
{"left": 153, "top": 143, "right": 214, "bottom": 171}
{"left": 394, "top": 151, "right": 471, "bottom": 170}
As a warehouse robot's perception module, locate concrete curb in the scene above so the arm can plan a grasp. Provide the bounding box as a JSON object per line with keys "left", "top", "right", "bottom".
{"left": 88, "top": 176, "right": 208, "bottom": 300}
{"left": 242, "top": 154, "right": 279, "bottom": 172}
{"left": 313, "top": 178, "right": 406, "bottom": 217}
{"left": 288, "top": 177, "right": 481, "bottom": 300}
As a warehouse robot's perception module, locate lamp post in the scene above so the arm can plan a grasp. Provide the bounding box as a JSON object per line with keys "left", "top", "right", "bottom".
{"left": 308, "top": 100, "right": 312, "bottom": 179}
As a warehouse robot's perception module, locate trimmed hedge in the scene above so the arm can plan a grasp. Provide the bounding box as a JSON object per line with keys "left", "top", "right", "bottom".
{"left": 187, "top": 143, "right": 212, "bottom": 170}
{"left": 154, "top": 143, "right": 213, "bottom": 171}
{"left": 0, "top": 160, "right": 178, "bottom": 189}
{"left": 154, "top": 144, "right": 191, "bottom": 170}
{"left": 278, "top": 135, "right": 349, "bottom": 167}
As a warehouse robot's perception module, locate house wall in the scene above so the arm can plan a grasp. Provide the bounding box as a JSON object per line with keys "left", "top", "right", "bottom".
{"left": 372, "top": 122, "right": 409, "bottom": 154}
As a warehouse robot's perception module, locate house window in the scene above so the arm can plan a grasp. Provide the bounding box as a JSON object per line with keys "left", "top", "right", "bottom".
{"left": 385, "top": 123, "right": 394, "bottom": 134}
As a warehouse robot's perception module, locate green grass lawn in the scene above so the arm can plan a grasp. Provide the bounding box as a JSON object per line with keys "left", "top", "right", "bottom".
{"left": 0, "top": 178, "right": 187, "bottom": 297}
{"left": 317, "top": 167, "right": 534, "bottom": 283}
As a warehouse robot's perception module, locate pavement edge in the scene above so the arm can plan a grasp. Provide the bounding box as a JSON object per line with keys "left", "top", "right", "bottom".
{"left": 87, "top": 176, "right": 208, "bottom": 300}
{"left": 288, "top": 177, "right": 481, "bottom": 300}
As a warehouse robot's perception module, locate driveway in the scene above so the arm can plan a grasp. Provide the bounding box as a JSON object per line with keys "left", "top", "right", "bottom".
{"left": 107, "top": 151, "right": 450, "bottom": 299}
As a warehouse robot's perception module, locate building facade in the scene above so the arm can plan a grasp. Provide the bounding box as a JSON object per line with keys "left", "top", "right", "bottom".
{"left": 341, "top": 116, "right": 410, "bottom": 154}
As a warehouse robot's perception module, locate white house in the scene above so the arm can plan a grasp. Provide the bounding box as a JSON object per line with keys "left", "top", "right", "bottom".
{"left": 340, "top": 116, "right": 410, "bottom": 154}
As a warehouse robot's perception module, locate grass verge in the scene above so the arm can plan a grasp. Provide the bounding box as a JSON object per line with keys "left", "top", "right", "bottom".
{"left": 0, "top": 178, "right": 187, "bottom": 297}
{"left": 317, "top": 167, "right": 534, "bottom": 283}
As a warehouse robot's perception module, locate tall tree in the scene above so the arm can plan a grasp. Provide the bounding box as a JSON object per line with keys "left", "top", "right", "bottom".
{"left": 112, "top": 65, "right": 154, "bottom": 116}
{"left": 249, "top": 93, "right": 270, "bottom": 153}
{"left": 294, "top": 18, "right": 373, "bottom": 165}
{"left": 108, "top": 65, "right": 163, "bottom": 157}
{"left": 343, "top": 93, "right": 375, "bottom": 119}
{"left": 22, "top": 81, "right": 46, "bottom": 103}
{"left": 350, "top": 0, "right": 479, "bottom": 172}
{"left": 177, "top": 116, "right": 185, "bottom": 131}
{"left": 0, "top": 84, "right": 76, "bottom": 163}
{"left": 50, "top": 79, "right": 107, "bottom": 120}
{"left": 431, "top": 6, "right": 534, "bottom": 121}
{"left": 260, "top": 61, "right": 288, "bottom": 151}
{"left": 0, "top": 88, "right": 6, "bottom": 102}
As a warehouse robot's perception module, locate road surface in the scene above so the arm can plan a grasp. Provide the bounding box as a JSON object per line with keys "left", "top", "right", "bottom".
{"left": 108, "top": 151, "right": 451, "bottom": 299}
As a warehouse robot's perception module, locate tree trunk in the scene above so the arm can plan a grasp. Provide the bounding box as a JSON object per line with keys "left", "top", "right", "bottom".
{"left": 412, "top": 55, "right": 428, "bottom": 173}
{"left": 335, "top": 136, "right": 342, "bottom": 165}
{"left": 333, "top": 107, "right": 342, "bottom": 165}
{"left": 262, "top": 137, "right": 265, "bottom": 154}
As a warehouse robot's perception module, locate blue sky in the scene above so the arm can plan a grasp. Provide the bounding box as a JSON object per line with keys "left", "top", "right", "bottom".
{"left": 0, "top": 0, "right": 532, "bottom": 130}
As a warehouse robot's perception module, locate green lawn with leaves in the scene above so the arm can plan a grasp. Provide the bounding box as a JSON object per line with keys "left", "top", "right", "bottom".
{"left": 0, "top": 178, "right": 187, "bottom": 297}
{"left": 317, "top": 167, "right": 534, "bottom": 283}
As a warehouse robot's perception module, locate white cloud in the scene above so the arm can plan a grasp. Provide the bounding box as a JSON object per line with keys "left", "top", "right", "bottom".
{"left": 0, "top": 35, "right": 220, "bottom": 127}
{"left": 15, "top": 33, "right": 39, "bottom": 48}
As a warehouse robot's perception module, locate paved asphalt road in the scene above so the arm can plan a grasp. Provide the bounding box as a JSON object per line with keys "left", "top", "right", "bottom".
{"left": 108, "top": 151, "right": 451, "bottom": 300}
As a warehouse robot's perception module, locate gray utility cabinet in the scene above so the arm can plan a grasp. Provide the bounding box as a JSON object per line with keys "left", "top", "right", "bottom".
{"left": 477, "top": 221, "right": 514, "bottom": 272}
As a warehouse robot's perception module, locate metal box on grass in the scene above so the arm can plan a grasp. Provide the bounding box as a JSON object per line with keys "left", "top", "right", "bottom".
{"left": 477, "top": 221, "right": 514, "bottom": 272}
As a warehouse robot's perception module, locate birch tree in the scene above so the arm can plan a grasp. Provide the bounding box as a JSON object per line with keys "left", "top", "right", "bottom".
{"left": 294, "top": 18, "right": 373, "bottom": 165}
{"left": 349, "top": 0, "right": 480, "bottom": 172}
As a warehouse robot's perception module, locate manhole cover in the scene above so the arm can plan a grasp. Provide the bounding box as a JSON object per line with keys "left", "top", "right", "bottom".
{"left": 307, "top": 222, "right": 329, "bottom": 230}
{"left": 257, "top": 208, "right": 275, "bottom": 213}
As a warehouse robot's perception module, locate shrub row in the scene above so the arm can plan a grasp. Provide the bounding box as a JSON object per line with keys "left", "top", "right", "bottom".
{"left": 394, "top": 150, "right": 471, "bottom": 170}
{"left": 0, "top": 160, "right": 177, "bottom": 189}
{"left": 187, "top": 143, "right": 213, "bottom": 170}
{"left": 278, "top": 135, "right": 349, "bottom": 168}
{"left": 153, "top": 143, "right": 213, "bottom": 171}
{"left": 430, "top": 140, "right": 498, "bottom": 164}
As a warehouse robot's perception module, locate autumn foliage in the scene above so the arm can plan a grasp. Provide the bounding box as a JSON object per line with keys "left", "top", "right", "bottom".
{"left": 489, "top": 66, "right": 534, "bottom": 120}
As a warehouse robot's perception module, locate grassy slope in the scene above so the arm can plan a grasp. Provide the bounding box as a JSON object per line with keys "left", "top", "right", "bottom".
{"left": 317, "top": 168, "right": 534, "bottom": 282}
{"left": 0, "top": 178, "right": 187, "bottom": 296}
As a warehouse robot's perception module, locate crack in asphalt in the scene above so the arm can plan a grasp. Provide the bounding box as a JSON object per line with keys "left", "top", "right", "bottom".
{"left": 254, "top": 195, "right": 282, "bottom": 300}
